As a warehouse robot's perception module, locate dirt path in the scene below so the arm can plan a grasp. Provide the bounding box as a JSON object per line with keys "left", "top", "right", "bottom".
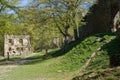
{"left": 0, "top": 65, "right": 17, "bottom": 80}
{"left": 80, "top": 38, "right": 113, "bottom": 71}
{"left": 0, "top": 53, "right": 38, "bottom": 80}
{"left": 82, "top": 47, "right": 101, "bottom": 69}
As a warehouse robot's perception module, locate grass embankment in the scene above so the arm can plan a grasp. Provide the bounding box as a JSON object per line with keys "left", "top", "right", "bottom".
{"left": 73, "top": 35, "right": 120, "bottom": 80}
{"left": 73, "top": 67, "right": 120, "bottom": 80}
{"left": 0, "top": 33, "right": 116, "bottom": 80}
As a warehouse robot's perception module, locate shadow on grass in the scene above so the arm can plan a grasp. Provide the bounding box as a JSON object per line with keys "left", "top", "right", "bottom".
{"left": 101, "top": 38, "right": 120, "bottom": 55}
{"left": 100, "top": 38, "right": 120, "bottom": 67}
{"left": 0, "top": 38, "right": 84, "bottom": 66}
{"left": 72, "top": 37, "right": 120, "bottom": 80}
{"left": 0, "top": 32, "right": 116, "bottom": 66}
{"left": 51, "top": 32, "right": 115, "bottom": 57}
{"left": 0, "top": 37, "right": 85, "bottom": 66}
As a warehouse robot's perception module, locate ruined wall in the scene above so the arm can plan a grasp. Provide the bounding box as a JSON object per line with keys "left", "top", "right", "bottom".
{"left": 53, "top": 37, "right": 60, "bottom": 48}
{"left": 4, "top": 35, "right": 31, "bottom": 56}
{"left": 79, "top": 0, "right": 120, "bottom": 38}
{"left": 78, "top": 0, "right": 120, "bottom": 67}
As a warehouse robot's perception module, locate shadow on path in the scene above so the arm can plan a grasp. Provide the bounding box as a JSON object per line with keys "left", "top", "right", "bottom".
{"left": 0, "top": 33, "right": 116, "bottom": 66}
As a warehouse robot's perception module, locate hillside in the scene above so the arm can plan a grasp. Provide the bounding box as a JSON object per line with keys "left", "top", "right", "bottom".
{"left": 73, "top": 34, "right": 120, "bottom": 80}
{"left": 0, "top": 33, "right": 118, "bottom": 80}
{"left": 73, "top": 67, "right": 120, "bottom": 80}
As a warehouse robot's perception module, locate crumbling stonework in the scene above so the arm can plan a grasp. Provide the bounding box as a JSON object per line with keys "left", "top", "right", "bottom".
{"left": 79, "top": 0, "right": 120, "bottom": 38}
{"left": 111, "top": 11, "right": 120, "bottom": 32}
{"left": 53, "top": 37, "right": 60, "bottom": 48}
{"left": 4, "top": 35, "right": 31, "bottom": 56}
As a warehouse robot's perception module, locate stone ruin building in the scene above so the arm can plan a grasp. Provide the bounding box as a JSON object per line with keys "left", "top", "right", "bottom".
{"left": 53, "top": 37, "right": 60, "bottom": 48}
{"left": 4, "top": 35, "right": 31, "bottom": 56}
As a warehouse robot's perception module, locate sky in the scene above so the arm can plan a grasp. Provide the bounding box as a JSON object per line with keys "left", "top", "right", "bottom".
{"left": 8, "top": 0, "right": 28, "bottom": 14}
{"left": 8, "top": 0, "right": 92, "bottom": 14}
{"left": 19, "top": 0, "right": 28, "bottom": 6}
{"left": 82, "top": 2, "right": 92, "bottom": 7}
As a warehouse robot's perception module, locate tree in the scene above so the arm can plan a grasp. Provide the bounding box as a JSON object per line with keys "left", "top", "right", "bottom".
{"left": 28, "top": 0, "right": 88, "bottom": 42}
{"left": 17, "top": 7, "right": 60, "bottom": 53}
{"left": 0, "top": 0, "right": 22, "bottom": 55}
{"left": 37, "top": 25, "right": 55, "bottom": 56}
{"left": 0, "top": 0, "right": 21, "bottom": 13}
{"left": 18, "top": 0, "right": 92, "bottom": 53}
{"left": 0, "top": 14, "right": 24, "bottom": 54}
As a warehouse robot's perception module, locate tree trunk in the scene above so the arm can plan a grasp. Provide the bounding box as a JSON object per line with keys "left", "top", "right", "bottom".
{"left": 74, "top": 28, "right": 79, "bottom": 40}
{"left": 45, "top": 49, "right": 48, "bottom": 58}
{"left": 7, "top": 52, "right": 10, "bottom": 60}
{"left": 45, "top": 49, "right": 48, "bottom": 59}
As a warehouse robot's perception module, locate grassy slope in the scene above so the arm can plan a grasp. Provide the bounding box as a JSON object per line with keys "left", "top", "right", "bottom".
{"left": 73, "top": 36, "right": 120, "bottom": 80}
{"left": 73, "top": 67, "right": 120, "bottom": 80}
{"left": 0, "top": 33, "right": 116, "bottom": 80}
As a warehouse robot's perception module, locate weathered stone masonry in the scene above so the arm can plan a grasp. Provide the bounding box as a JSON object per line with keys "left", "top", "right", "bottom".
{"left": 4, "top": 35, "right": 31, "bottom": 56}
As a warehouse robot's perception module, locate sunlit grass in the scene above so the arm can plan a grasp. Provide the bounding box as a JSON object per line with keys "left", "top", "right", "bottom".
{"left": 0, "top": 33, "right": 116, "bottom": 80}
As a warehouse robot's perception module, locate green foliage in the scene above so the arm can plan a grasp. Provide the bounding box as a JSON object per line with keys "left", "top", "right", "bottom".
{"left": 73, "top": 33, "right": 120, "bottom": 80}
{"left": 0, "top": 0, "right": 92, "bottom": 54}
{"left": 26, "top": 0, "right": 89, "bottom": 41}
{"left": 0, "top": 33, "right": 117, "bottom": 80}
{"left": 0, "top": 0, "right": 22, "bottom": 54}
{"left": 18, "top": 8, "right": 61, "bottom": 52}
{"left": 0, "top": 0, "right": 20, "bottom": 13}
{"left": 49, "top": 33, "right": 116, "bottom": 71}
{"left": 106, "top": 76, "right": 118, "bottom": 80}
{"left": 76, "top": 68, "right": 120, "bottom": 80}
{"left": 87, "top": 50, "right": 109, "bottom": 71}
{"left": 0, "top": 14, "right": 23, "bottom": 54}
{"left": 114, "top": 71, "right": 120, "bottom": 76}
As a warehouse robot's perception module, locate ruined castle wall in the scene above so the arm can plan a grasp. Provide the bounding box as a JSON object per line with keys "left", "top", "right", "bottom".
{"left": 4, "top": 35, "right": 31, "bottom": 56}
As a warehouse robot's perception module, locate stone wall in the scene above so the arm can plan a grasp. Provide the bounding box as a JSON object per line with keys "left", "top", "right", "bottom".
{"left": 79, "top": 0, "right": 120, "bottom": 38}
{"left": 4, "top": 35, "right": 31, "bottom": 56}
{"left": 53, "top": 37, "right": 60, "bottom": 48}
{"left": 112, "top": 11, "right": 120, "bottom": 31}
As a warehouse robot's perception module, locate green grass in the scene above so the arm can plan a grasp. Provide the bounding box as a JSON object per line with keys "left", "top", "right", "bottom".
{"left": 86, "top": 50, "right": 109, "bottom": 71}
{"left": 86, "top": 37, "right": 120, "bottom": 71}
{"left": 0, "top": 33, "right": 116, "bottom": 80}
{"left": 73, "top": 67, "right": 120, "bottom": 80}
{"left": 60, "top": 33, "right": 116, "bottom": 71}
{"left": 73, "top": 34, "right": 120, "bottom": 80}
